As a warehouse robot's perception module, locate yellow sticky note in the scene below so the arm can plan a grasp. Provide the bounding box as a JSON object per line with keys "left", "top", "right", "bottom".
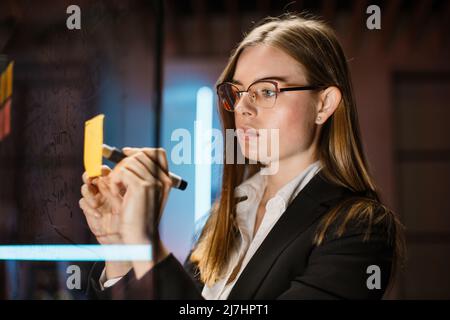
{"left": 0, "top": 71, "right": 5, "bottom": 105}
{"left": 84, "top": 114, "right": 104, "bottom": 177}
{"left": 6, "top": 62, "right": 14, "bottom": 98}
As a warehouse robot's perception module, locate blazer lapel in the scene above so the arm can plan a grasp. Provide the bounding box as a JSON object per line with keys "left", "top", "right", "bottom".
{"left": 227, "top": 172, "right": 350, "bottom": 299}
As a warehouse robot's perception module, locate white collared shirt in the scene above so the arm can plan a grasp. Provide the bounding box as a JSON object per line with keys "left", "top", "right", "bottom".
{"left": 201, "top": 160, "right": 322, "bottom": 299}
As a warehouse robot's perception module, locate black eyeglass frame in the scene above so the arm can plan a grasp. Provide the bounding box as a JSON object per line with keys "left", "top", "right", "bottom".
{"left": 216, "top": 79, "right": 328, "bottom": 111}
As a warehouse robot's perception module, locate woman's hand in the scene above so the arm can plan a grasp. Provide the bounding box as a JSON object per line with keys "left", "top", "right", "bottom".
{"left": 79, "top": 166, "right": 132, "bottom": 280}
{"left": 106, "top": 147, "right": 172, "bottom": 279}
{"left": 80, "top": 166, "right": 123, "bottom": 244}
{"left": 80, "top": 147, "right": 172, "bottom": 280}
{"left": 108, "top": 147, "right": 173, "bottom": 245}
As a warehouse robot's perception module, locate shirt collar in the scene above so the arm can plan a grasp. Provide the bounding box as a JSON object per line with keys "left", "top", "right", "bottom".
{"left": 234, "top": 161, "right": 322, "bottom": 200}
{"left": 233, "top": 160, "right": 323, "bottom": 229}
{"left": 274, "top": 160, "right": 323, "bottom": 206}
{"left": 234, "top": 171, "right": 266, "bottom": 236}
{"left": 234, "top": 170, "right": 266, "bottom": 202}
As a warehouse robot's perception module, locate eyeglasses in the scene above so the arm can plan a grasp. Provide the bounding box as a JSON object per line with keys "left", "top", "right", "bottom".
{"left": 217, "top": 80, "right": 326, "bottom": 112}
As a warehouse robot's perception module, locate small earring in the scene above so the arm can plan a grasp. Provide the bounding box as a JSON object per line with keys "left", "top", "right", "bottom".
{"left": 316, "top": 116, "right": 322, "bottom": 122}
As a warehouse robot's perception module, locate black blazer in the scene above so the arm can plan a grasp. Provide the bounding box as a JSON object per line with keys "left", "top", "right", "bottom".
{"left": 87, "top": 172, "right": 395, "bottom": 300}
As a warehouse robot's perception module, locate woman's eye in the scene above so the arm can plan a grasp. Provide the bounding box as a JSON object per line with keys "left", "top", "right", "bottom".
{"left": 261, "top": 89, "right": 276, "bottom": 97}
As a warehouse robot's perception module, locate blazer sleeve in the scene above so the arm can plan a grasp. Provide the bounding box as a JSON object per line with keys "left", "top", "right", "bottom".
{"left": 276, "top": 216, "right": 396, "bottom": 300}
{"left": 86, "top": 252, "right": 204, "bottom": 300}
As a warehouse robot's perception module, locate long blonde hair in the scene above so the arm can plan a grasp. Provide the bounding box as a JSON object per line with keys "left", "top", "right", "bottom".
{"left": 190, "top": 13, "right": 404, "bottom": 287}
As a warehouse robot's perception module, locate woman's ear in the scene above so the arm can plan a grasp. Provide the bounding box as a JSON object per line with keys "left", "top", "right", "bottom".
{"left": 315, "top": 86, "right": 342, "bottom": 125}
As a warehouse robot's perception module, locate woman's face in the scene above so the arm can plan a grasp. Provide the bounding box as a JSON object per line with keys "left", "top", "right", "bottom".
{"left": 233, "top": 44, "right": 318, "bottom": 166}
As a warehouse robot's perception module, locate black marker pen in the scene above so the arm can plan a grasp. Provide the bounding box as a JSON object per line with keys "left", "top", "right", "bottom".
{"left": 102, "top": 144, "right": 187, "bottom": 191}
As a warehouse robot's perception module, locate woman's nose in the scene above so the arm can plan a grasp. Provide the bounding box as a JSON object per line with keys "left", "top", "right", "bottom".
{"left": 235, "top": 94, "right": 256, "bottom": 116}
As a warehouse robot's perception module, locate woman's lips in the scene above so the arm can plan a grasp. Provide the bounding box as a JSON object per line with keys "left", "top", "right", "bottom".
{"left": 237, "top": 127, "right": 259, "bottom": 140}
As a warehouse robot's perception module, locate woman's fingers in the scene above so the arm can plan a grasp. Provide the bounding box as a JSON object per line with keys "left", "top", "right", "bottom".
{"left": 82, "top": 165, "right": 112, "bottom": 184}
{"left": 81, "top": 165, "right": 112, "bottom": 208}
{"left": 80, "top": 166, "right": 128, "bottom": 245}
{"left": 82, "top": 171, "right": 89, "bottom": 185}
{"left": 121, "top": 147, "right": 140, "bottom": 156}
{"left": 80, "top": 184, "right": 102, "bottom": 209}
{"left": 123, "top": 154, "right": 152, "bottom": 181}
{"left": 141, "top": 148, "right": 169, "bottom": 172}
{"left": 110, "top": 163, "right": 169, "bottom": 227}
{"left": 110, "top": 165, "right": 153, "bottom": 195}
{"left": 118, "top": 149, "right": 172, "bottom": 214}
{"left": 123, "top": 154, "right": 172, "bottom": 188}
{"left": 135, "top": 149, "right": 172, "bottom": 216}
{"left": 79, "top": 198, "right": 101, "bottom": 218}
{"left": 123, "top": 147, "right": 168, "bottom": 172}
{"left": 80, "top": 197, "right": 122, "bottom": 241}
{"left": 121, "top": 148, "right": 172, "bottom": 187}
{"left": 135, "top": 151, "right": 172, "bottom": 186}
{"left": 97, "top": 176, "right": 122, "bottom": 213}
{"left": 97, "top": 148, "right": 173, "bottom": 244}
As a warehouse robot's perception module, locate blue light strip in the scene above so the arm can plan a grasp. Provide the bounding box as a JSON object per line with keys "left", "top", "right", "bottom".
{"left": 0, "top": 245, "right": 152, "bottom": 261}
{"left": 195, "top": 86, "right": 213, "bottom": 232}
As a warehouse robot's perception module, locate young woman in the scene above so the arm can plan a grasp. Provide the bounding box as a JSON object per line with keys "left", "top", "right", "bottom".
{"left": 80, "top": 13, "right": 403, "bottom": 300}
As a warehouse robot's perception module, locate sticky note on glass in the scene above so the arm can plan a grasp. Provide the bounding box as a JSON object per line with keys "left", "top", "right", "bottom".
{"left": 0, "top": 71, "right": 5, "bottom": 104}
{"left": 84, "top": 114, "right": 104, "bottom": 177}
{"left": 6, "top": 61, "right": 14, "bottom": 98}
